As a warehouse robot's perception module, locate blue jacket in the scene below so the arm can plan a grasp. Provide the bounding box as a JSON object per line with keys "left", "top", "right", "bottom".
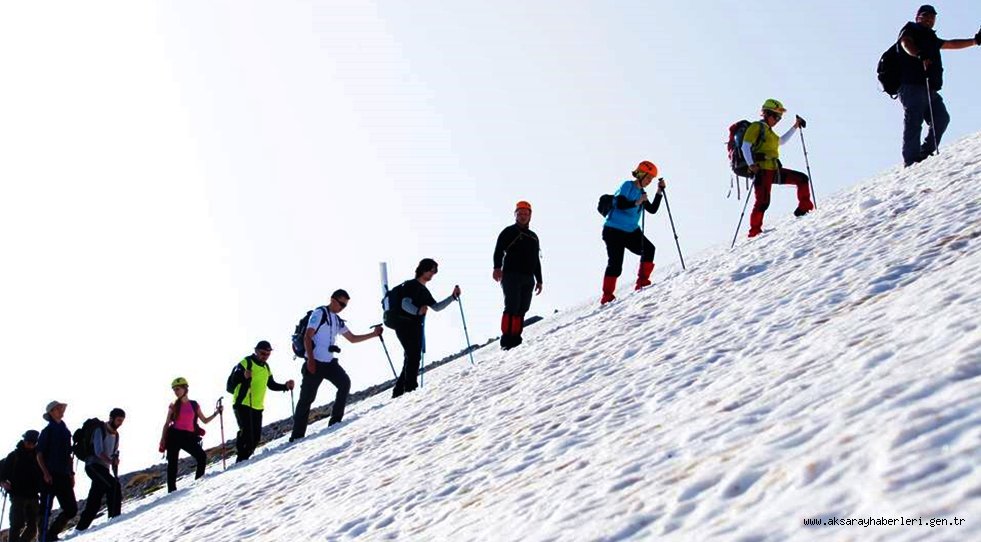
{"left": 604, "top": 180, "right": 644, "bottom": 232}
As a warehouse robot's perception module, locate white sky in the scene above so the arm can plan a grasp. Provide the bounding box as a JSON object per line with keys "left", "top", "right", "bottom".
{"left": 1, "top": 1, "right": 979, "bottom": 476}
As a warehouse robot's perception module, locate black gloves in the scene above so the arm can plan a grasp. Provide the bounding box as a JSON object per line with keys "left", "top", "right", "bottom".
{"left": 975, "top": 28, "right": 980, "bottom": 46}
{"left": 796, "top": 115, "right": 807, "bottom": 129}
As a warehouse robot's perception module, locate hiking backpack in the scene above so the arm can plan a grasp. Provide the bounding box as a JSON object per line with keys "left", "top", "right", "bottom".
{"left": 225, "top": 357, "right": 255, "bottom": 403}
{"left": 596, "top": 194, "right": 615, "bottom": 217}
{"left": 291, "top": 307, "right": 330, "bottom": 358}
{"left": 727, "top": 120, "right": 767, "bottom": 178}
{"left": 382, "top": 281, "right": 416, "bottom": 330}
{"left": 71, "top": 418, "right": 104, "bottom": 459}
{"left": 877, "top": 40, "right": 902, "bottom": 99}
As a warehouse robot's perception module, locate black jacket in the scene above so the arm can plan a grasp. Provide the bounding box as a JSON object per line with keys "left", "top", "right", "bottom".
{"left": 493, "top": 224, "right": 543, "bottom": 284}
{"left": 1, "top": 442, "right": 43, "bottom": 497}
{"left": 899, "top": 21, "right": 945, "bottom": 90}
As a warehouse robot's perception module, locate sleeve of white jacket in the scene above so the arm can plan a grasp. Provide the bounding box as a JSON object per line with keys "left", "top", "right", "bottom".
{"left": 779, "top": 125, "right": 798, "bottom": 146}
{"left": 741, "top": 141, "right": 755, "bottom": 168}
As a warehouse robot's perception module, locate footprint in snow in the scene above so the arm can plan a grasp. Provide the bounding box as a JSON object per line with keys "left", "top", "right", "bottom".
{"left": 731, "top": 262, "right": 769, "bottom": 282}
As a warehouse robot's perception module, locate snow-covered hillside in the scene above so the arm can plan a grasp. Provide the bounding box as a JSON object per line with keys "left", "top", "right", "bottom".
{"left": 69, "top": 135, "right": 981, "bottom": 541}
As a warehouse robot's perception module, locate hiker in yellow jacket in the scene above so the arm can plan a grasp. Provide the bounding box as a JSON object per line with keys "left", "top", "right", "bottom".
{"left": 228, "top": 340, "right": 294, "bottom": 463}
{"left": 741, "top": 98, "right": 814, "bottom": 237}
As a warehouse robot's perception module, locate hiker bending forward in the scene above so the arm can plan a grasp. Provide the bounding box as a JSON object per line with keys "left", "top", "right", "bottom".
{"left": 601, "top": 160, "right": 664, "bottom": 304}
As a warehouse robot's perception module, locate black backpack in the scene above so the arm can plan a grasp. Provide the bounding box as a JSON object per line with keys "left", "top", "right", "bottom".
{"left": 71, "top": 418, "right": 104, "bottom": 459}
{"left": 226, "top": 357, "right": 254, "bottom": 403}
{"left": 877, "top": 40, "right": 902, "bottom": 98}
{"left": 597, "top": 194, "right": 615, "bottom": 217}
{"left": 291, "top": 307, "right": 330, "bottom": 358}
{"left": 382, "top": 281, "right": 416, "bottom": 330}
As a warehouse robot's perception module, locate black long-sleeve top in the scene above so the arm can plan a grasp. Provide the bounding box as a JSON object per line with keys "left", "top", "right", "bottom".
{"left": 493, "top": 224, "right": 543, "bottom": 284}
{"left": 1, "top": 443, "right": 42, "bottom": 497}
{"left": 614, "top": 192, "right": 662, "bottom": 213}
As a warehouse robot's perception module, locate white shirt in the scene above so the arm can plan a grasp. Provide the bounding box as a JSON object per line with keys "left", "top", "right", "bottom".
{"left": 307, "top": 307, "right": 349, "bottom": 363}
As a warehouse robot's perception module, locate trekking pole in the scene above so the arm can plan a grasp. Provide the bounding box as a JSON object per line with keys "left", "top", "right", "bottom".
{"left": 216, "top": 397, "right": 226, "bottom": 471}
{"left": 1, "top": 488, "right": 6, "bottom": 535}
{"left": 661, "top": 187, "right": 686, "bottom": 270}
{"left": 796, "top": 116, "right": 817, "bottom": 209}
{"left": 375, "top": 326, "right": 398, "bottom": 379}
{"left": 456, "top": 294, "right": 476, "bottom": 366}
{"left": 420, "top": 321, "right": 426, "bottom": 388}
{"left": 925, "top": 78, "right": 940, "bottom": 157}
{"left": 40, "top": 492, "right": 53, "bottom": 542}
{"left": 290, "top": 388, "right": 296, "bottom": 418}
{"left": 731, "top": 181, "right": 753, "bottom": 248}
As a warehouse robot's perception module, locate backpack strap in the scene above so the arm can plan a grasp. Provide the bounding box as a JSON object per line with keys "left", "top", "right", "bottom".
{"left": 190, "top": 400, "right": 202, "bottom": 434}
{"left": 170, "top": 401, "right": 181, "bottom": 424}
{"left": 234, "top": 357, "right": 254, "bottom": 406}
{"left": 316, "top": 307, "right": 329, "bottom": 333}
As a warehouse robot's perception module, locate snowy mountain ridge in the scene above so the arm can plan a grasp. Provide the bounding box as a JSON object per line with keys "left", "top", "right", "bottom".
{"left": 70, "top": 134, "right": 981, "bottom": 541}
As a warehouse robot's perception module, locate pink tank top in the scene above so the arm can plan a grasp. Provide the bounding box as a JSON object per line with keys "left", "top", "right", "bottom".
{"left": 172, "top": 401, "right": 196, "bottom": 432}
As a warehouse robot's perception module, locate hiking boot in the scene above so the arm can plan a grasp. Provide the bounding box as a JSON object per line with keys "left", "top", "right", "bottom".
{"left": 793, "top": 207, "right": 811, "bottom": 217}
{"left": 635, "top": 262, "right": 655, "bottom": 290}
{"left": 601, "top": 275, "right": 617, "bottom": 304}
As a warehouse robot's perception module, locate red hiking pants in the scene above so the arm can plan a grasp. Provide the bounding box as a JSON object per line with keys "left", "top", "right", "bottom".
{"left": 749, "top": 167, "right": 813, "bottom": 237}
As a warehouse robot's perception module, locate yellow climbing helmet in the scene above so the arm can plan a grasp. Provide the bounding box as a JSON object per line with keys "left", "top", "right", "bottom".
{"left": 171, "top": 377, "right": 189, "bottom": 388}
{"left": 762, "top": 98, "right": 786, "bottom": 114}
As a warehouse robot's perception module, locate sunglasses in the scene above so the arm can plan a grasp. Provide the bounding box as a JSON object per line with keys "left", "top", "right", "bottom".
{"left": 334, "top": 298, "right": 348, "bottom": 308}
{"left": 766, "top": 111, "right": 783, "bottom": 121}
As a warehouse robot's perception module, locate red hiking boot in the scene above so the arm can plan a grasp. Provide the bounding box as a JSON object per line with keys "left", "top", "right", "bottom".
{"left": 601, "top": 276, "right": 617, "bottom": 304}
{"left": 635, "top": 262, "right": 655, "bottom": 290}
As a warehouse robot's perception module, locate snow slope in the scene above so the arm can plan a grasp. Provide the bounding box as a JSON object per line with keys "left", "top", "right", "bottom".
{"left": 69, "top": 135, "right": 981, "bottom": 541}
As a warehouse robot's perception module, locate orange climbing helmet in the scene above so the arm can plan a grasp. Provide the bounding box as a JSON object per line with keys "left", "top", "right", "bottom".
{"left": 515, "top": 200, "right": 532, "bottom": 212}
{"left": 633, "top": 160, "right": 658, "bottom": 179}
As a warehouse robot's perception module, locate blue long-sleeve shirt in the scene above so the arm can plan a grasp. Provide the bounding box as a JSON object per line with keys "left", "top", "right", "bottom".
{"left": 604, "top": 180, "right": 662, "bottom": 232}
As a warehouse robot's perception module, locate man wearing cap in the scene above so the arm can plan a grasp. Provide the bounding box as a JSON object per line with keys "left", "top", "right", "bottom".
{"left": 390, "top": 259, "right": 461, "bottom": 398}
{"left": 36, "top": 400, "right": 77, "bottom": 541}
{"left": 290, "top": 290, "right": 383, "bottom": 441}
{"left": 493, "top": 201, "right": 543, "bottom": 350}
{"left": 75, "top": 408, "right": 126, "bottom": 531}
{"left": 1, "top": 430, "right": 42, "bottom": 542}
{"left": 897, "top": 5, "right": 981, "bottom": 167}
{"left": 228, "top": 341, "right": 295, "bottom": 462}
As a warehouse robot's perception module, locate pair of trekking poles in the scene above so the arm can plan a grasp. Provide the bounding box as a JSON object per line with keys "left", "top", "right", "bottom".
{"left": 377, "top": 294, "right": 477, "bottom": 387}
{"left": 730, "top": 118, "right": 818, "bottom": 249}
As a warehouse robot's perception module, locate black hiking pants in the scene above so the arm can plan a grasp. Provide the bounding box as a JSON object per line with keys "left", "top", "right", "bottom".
{"left": 602, "top": 226, "right": 654, "bottom": 277}
{"left": 39, "top": 474, "right": 77, "bottom": 541}
{"left": 166, "top": 429, "right": 207, "bottom": 493}
{"left": 291, "top": 360, "right": 351, "bottom": 440}
{"left": 393, "top": 322, "right": 424, "bottom": 398}
{"left": 9, "top": 494, "right": 39, "bottom": 542}
{"left": 502, "top": 273, "right": 535, "bottom": 316}
{"left": 76, "top": 463, "right": 122, "bottom": 530}
{"left": 234, "top": 405, "right": 263, "bottom": 462}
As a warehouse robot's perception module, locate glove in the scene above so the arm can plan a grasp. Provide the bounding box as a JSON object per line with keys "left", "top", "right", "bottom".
{"left": 975, "top": 28, "right": 981, "bottom": 46}
{"left": 795, "top": 115, "right": 807, "bottom": 129}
